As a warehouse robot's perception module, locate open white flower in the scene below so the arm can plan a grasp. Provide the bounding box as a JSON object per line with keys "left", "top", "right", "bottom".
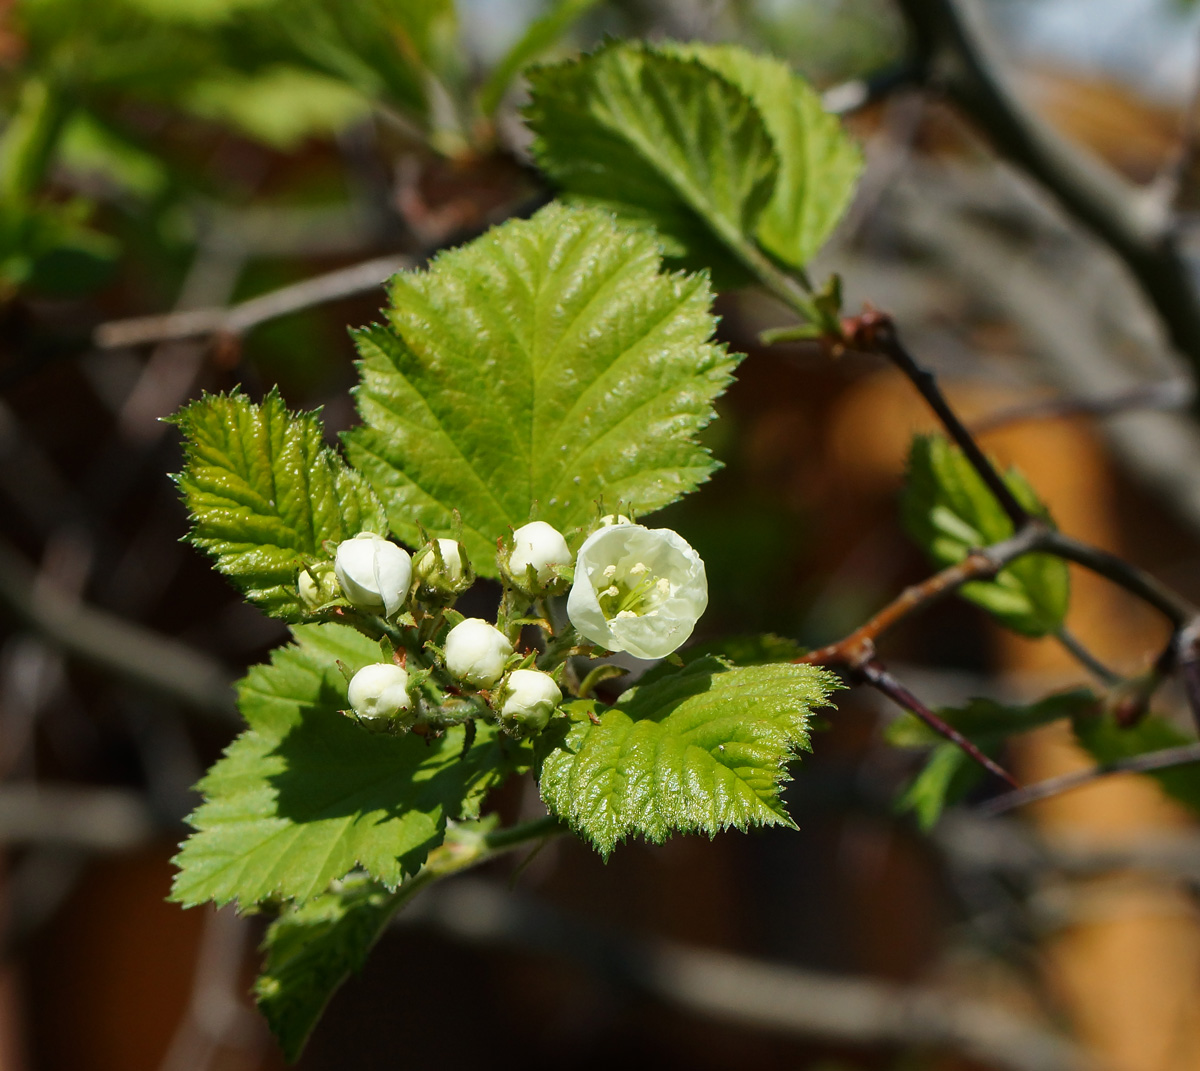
{"left": 347, "top": 663, "right": 413, "bottom": 721}
{"left": 334, "top": 533, "right": 411, "bottom": 617}
{"left": 567, "top": 524, "right": 707, "bottom": 660}
{"left": 499, "top": 668, "right": 561, "bottom": 732}
{"left": 509, "top": 521, "right": 572, "bottom": 587}
{"left": 444, "top": 618, "right": 513, "bottom": 687}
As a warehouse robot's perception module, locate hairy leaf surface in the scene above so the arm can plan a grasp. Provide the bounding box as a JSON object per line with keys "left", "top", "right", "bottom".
{"left": 173, "top": 390, "right": 386, "bottom": 619}
{"left": 537, "top": 657, "right": 838, "bottom": 856}
{"left": 525, "top": 40, "right": 778, "bottom": 278}
{"left": 345, "top": 203, "right": 737, "bottom": 574}
{"left": 902, "top": 434, "right": 1069, "bottom": 636}
{"left": 171, "top": 623, "right": 529, "bottom": 907}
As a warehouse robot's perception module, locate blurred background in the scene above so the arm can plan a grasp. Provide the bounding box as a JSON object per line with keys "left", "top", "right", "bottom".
{"left": 1, "top": 0, "right": 1200, "bottom": 1068}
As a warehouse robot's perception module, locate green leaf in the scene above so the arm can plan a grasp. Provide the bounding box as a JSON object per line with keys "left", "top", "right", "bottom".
{"left": 255, "top": 872, "right": 404, "bottom": 1061}
{"left": 172, "top": 389, "right": 387, "bottom": 620}
{"left": 536, "top": 657, "right": 838, "bottom": 856}
{"left": 525, "top": 40, "right": 779, "bottom": 280}
{"left": 170, "top": 623, "right": 530, "bottom": 907}
{"left": 666, "top": 43, "right": 862, "bottom": 271}
{"left": 344, "top": 203, "right": 738, "bottom": 576}
{"left": 902, "top": 434, "right": 1070, "bottom": 636}
{"left": 1072, "top": 710, "right": 1200, "bottom": 816}
{"left": 888, "top": 690, "right": 1095, "bottom": 829}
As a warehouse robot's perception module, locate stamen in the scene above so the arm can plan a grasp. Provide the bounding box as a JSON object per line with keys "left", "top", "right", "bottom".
{"left": 603, "top": 564, "right": 617, "bottom": 578}
{"left": 656, "top": 578, "right": 671, "bottom": 595}
{"left": 615, "top": 610, "right": 637, "bottom": 620}
{"left": 628, "top": 562, "right": 648, "bottom": 576}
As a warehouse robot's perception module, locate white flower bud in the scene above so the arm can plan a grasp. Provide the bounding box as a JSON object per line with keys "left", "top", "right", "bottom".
{"left": 499, "top": 668, "right": 561, "bottom": 732}
{"left": 334, "top": 532, "right": 412, "bottom": 617}
{"left": 444, "top": 618, "right": 513, "bottom": 687}
{"left": 412, "top": 538, "right": 472, "bottom": 599}
{"left": 347, "top": 663, "right": 414, "bottom": 722}
{"left": 567, "top": 523, "right": 707, "bottom": 660}
{"left": 509, "top": 521, "right": 572, "bottom": 587}
{"left": 298, "top": 562, "right": 339, "bottom": 610}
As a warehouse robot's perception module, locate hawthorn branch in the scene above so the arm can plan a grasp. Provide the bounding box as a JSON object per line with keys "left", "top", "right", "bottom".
{"left": 980, "top": 743, "right": 1200, "bottom": 815}
{"left": 799, "top": 526, "right": 1044, "bottom": 669}
{"left": 848, "top": 309, "right": 1030, "bottom": 528}
{"left": 858, "top": 660, "right": 1018, "bottom": 787}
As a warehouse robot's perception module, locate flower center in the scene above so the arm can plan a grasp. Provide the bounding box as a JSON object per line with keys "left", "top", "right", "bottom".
{"left": 595, "top": 561, "right": 672, "bottom": 620}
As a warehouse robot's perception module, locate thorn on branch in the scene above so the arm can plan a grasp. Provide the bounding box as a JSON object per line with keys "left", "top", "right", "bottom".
{"left": 858, "top": 659, "right": 1019, "bottom": 788}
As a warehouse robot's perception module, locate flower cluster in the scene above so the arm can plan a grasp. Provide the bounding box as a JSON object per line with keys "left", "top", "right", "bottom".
{"left": 300, "top": 515, "right": 708, "bottom": 739}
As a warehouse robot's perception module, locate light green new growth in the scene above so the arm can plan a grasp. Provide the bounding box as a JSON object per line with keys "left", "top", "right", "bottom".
{"left": 537, "top": 657, "right": 838, "bottom": 856}
{"left": 902, "top": 434, "right": 1070, "bottom": 637}
{"left": 345, "top": 203, "right": 738, "bottom": 574}
{"left": 170, "top": 623, "right": 530, "bottom": 907}
{"left": 665, "top": 43, "right": 863, "bottom": 272}
{"left": 172, "top": 389, "right": 387, "bottom": 619}
{"left": 525, "top": 41, "right": 779, "bottom": 279}
{"left": 525, "top": 40, "right": 861, "bottom": 281}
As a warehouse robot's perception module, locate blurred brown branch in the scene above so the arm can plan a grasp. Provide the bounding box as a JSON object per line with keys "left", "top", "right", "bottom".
{"left": 895, "top": 0, "right": 1200, "bottom": 385}
{"left": 94, "top": 254, "right": 412, "bottom": 350}
{"left": 404, "top": 878, "right": 1097, "bottom": 1071}
{"left": 0, "top": 538, "right": 236, "bottom": 722}
{"left": 981, "top": 742, "right": 1200, "bottom": 815}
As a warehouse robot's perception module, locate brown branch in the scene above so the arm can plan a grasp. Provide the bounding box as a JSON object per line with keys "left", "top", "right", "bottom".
{"left": 847, "top": 310, "right": 1030, "bottom": 529}
{"left": 799, "top": 527, "right": 1043, "bottom": 669}
{"left": 859, "top": 660, "right": 1018, "bottom": 787}
{"left": 893, "top": 0, "right": 1200, "bottom": 389}
{"left": 980, "top": 743, "right": 1200, "bottom": 815}
{"left": 94, "top": 254, "right": 411, "bottom": 349}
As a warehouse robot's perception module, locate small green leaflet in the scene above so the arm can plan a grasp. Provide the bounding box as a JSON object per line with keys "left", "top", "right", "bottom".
{"left": 665, "top": 43, "right": 862, "bottom": 272}
{"left": 344, "top": 203, "right": 738, "bottom": 575}
{"left": 536, "top": 657, "right": 838, "bottom": 856}
{"left": 170, "top": 623, "right": 530, "bottom": 907}
{"left": 172, "top": 389, "right": 387, "bottom": 619}
{"left": 1072, "top": 710, "right": 1200, "bottom": 816}
{"left": 525, "top": 40, "right": 779, "bottom": 279}
{"left": 255, "top": 873, "right": 403, "bottom": 1062}
{"left": 888, "top": 690, "right": 1095, "bottom": 829}
{"left": 902, "top": 434, "right": 1070, "bottom": 636}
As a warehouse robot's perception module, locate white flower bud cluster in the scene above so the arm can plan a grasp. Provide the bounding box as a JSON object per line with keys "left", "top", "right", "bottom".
{"left": 329, "top": 516, "right": 708, "bottom": 739}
